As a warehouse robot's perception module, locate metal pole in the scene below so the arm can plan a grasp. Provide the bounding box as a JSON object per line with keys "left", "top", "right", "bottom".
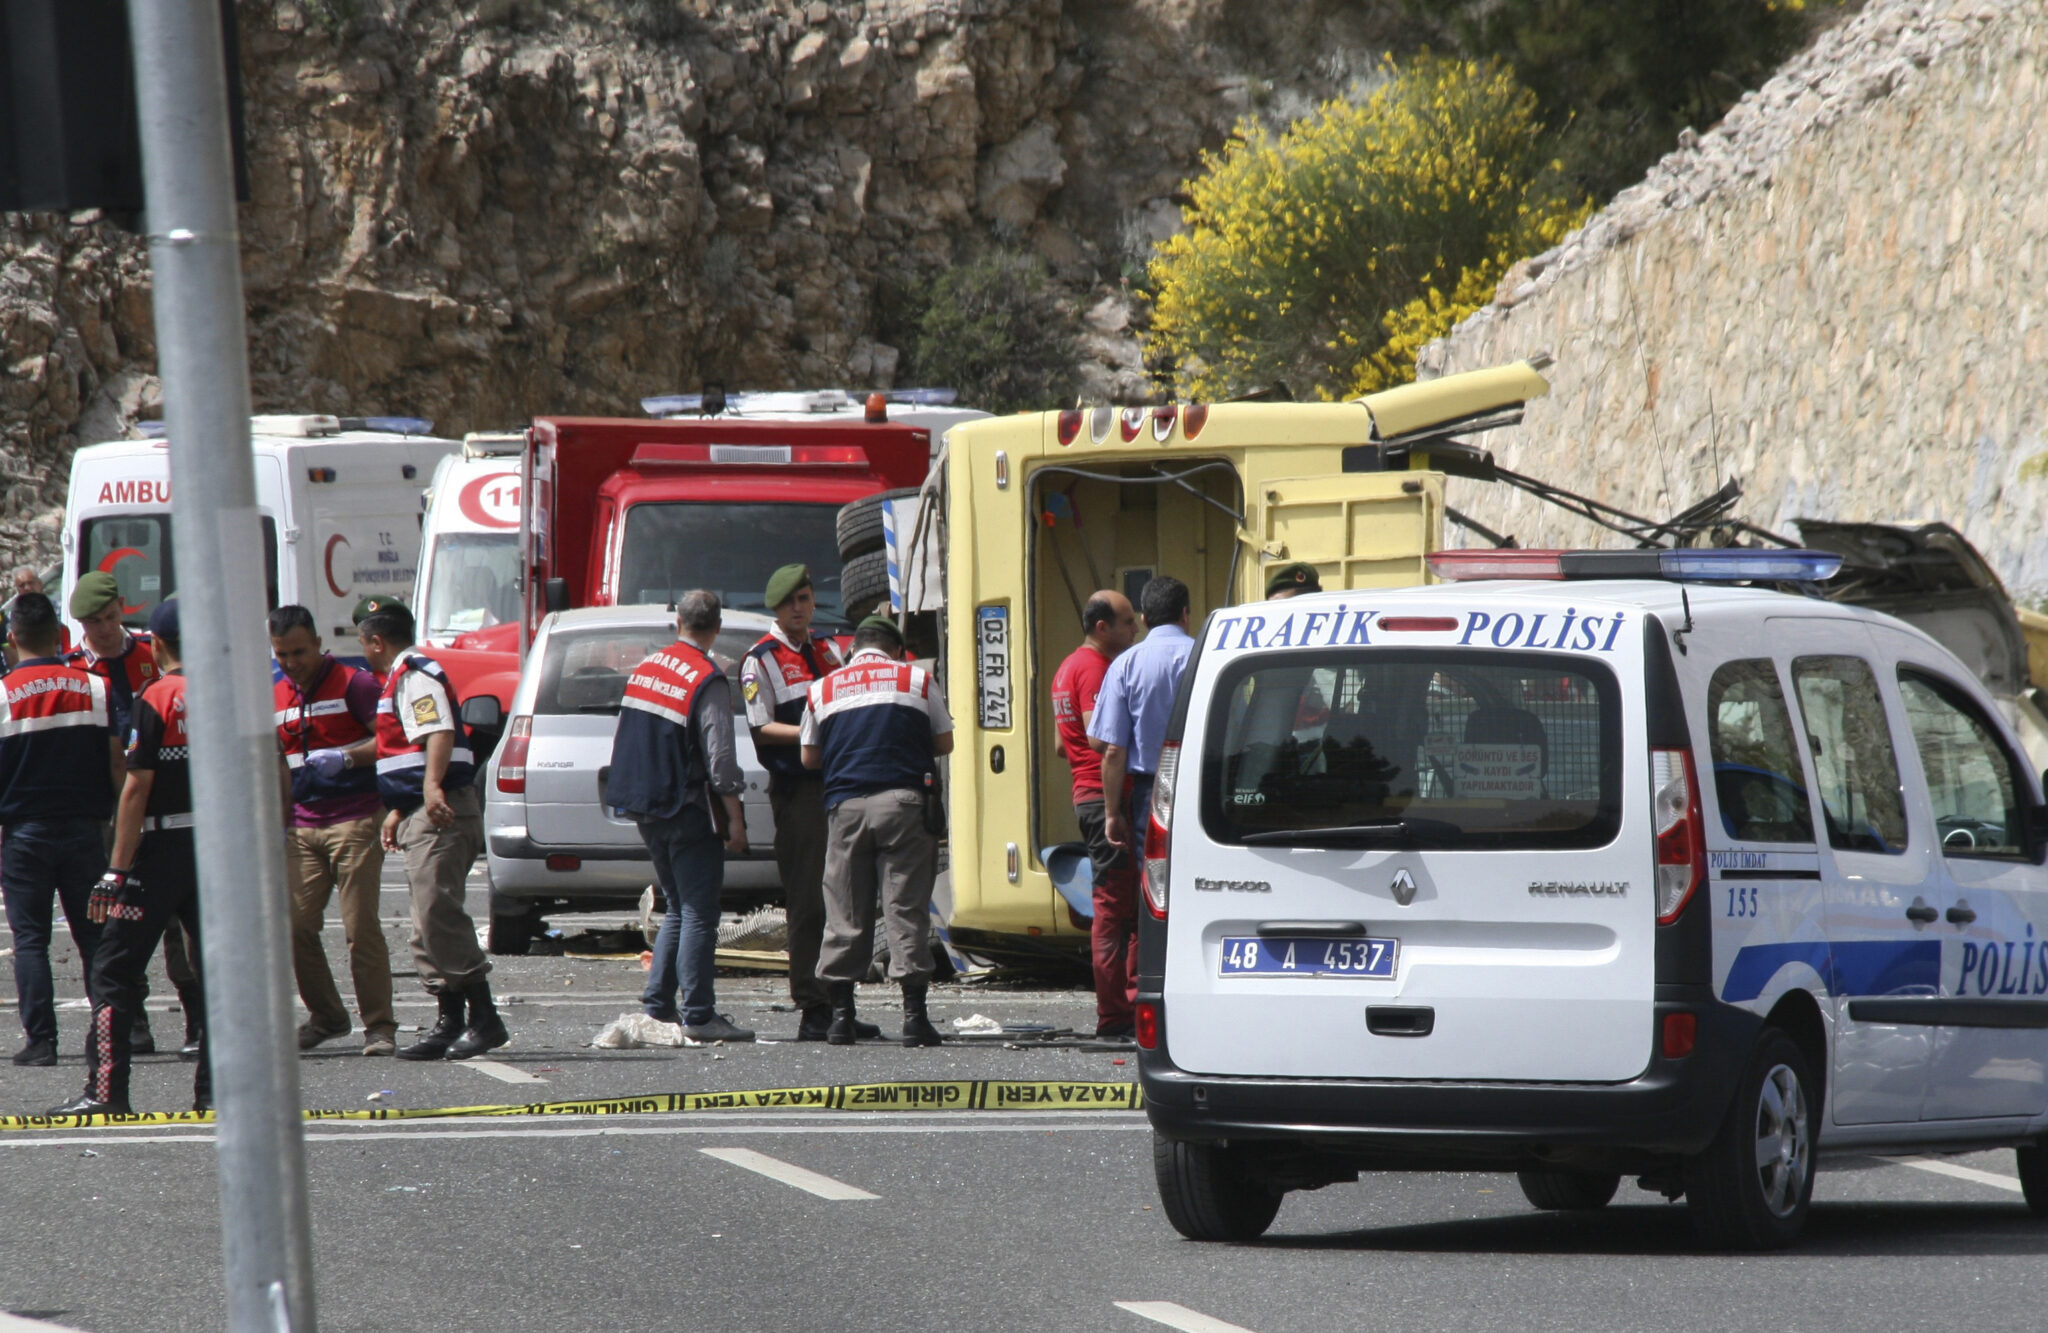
{"left": 124, "top": 3, "right": 318, "bottom": 1329}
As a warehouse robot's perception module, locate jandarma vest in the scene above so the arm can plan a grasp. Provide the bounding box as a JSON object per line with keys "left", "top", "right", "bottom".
{"left": 274, "top": 658, "right": 378, "bottom": 806}
{"left": 374, "top": 650, "right": 474, "bottom": 812}
{"left": 606, "top": 639, "right": 718, "bottom": 819}
{"left": 0, "top": 658, "right": 113, "bottom": 825}
{"left": 742, "top": 631, "right": 845, "bottom": 780}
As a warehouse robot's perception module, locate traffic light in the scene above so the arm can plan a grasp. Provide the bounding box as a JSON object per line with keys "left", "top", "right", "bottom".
{"left": 0, "top": 0, "right": 248, "bottom": 219}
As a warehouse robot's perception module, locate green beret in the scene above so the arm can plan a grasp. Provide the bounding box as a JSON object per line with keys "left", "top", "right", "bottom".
{"left": 857, "top": 613, "right": 904, "bottom": 641}
{"left": 352, "top": 594, "right": 403, "bottom": 624}
{"left": 1265, "top": 561, "right": 1322, "bottom": 597}
{"left": 764, "top": 563, "right": 811, "bottom": 610}
{"left": 69, "top": 570, "right": 122, "bottom": 619}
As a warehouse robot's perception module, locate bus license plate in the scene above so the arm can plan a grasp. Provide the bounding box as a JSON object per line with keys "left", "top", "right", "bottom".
{"left": 1218, "top": 936, "right": 1397, "bottom": 979}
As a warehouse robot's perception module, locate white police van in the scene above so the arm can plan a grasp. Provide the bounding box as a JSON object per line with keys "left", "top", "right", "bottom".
{"left": 1138, "top": 547, "right": 2048, "bottom": 1249}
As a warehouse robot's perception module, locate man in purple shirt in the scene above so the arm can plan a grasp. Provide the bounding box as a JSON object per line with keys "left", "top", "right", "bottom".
{"left": 1089, "top": 576, "right": 1196, "bottom": 860}
{"left": 270, "top": 605, "right": 397, "bottom": 1056}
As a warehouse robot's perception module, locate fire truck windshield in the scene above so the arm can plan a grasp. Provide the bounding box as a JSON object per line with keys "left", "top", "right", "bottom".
{"left": 617, "top": 501, "right": 851, "bottom": 626}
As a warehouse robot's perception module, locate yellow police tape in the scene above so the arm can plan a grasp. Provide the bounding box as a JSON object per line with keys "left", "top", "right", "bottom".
{"left": 0, "top": 1079, "right": 1144, "bottom": 1132}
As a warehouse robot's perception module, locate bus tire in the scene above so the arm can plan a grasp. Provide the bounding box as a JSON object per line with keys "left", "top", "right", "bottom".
{"left": 836, "top": 488, "right": 920, "bottom": 561}
{"left": 841, "top": 549, "right": 892, "bottom": 622}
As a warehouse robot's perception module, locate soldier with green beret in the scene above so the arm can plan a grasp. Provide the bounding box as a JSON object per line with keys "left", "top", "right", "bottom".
{"left": 737, "top": 563, "right": 874, "bottom": 1040}
{"left": 1265, "top": 561, "right": 1322, "bottom": 600}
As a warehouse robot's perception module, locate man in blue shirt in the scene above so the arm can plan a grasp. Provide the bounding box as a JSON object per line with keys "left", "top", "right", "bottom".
{"left": 1089, "top": 576, "right": 1195, "bottom": 859}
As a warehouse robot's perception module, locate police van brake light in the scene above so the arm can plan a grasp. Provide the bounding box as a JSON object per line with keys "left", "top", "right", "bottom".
{"left": 1428, "top": 548, "right": 1844, "bottom": 584}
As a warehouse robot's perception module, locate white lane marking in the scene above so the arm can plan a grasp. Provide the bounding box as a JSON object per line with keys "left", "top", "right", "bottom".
{"left": 461, "top": 1060, "right": 546, "bottom": 1084}
{"left": 1116, "top": 1302, "right": 1261, "bottom": 1333}
{"left": 1887, "top": 1155, "right": 2024, "bottom": 1193}
{"left": 699, "top": 1146, "right": 878, "bottom": 1200}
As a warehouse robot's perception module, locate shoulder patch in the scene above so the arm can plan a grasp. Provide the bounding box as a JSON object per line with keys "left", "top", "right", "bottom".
{"left": 410, "top": 695, "right": 442, "bottom": 726}
{"left": 742, "top": 677, "right": 760, "bottom": 703}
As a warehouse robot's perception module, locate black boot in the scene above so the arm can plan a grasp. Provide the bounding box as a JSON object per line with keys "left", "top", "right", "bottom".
{"left": 397, "top": 990, "right": 467, "bottom": 1061}
{"left": 900, "top": 981, "right": 943, "bottom": 1048}
{"left": 177, "top": 982, "right": 205, "bottom": 1060}
{"left": 798, "top": 1003, "right": 882, "bottom": 1041}
{"left": 825, "top": 981, "right": 859, "bottom": 1046}
{"left": 446, "top": 981, "right": 510, "bottom": 1060}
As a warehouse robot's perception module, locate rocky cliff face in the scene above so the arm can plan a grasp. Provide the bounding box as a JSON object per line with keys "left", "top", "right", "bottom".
{"left": 0, "top": 0, "right": 1408, "bottom": 567}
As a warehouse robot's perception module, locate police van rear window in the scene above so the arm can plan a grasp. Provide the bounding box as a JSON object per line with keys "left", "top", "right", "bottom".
{"left": 1200, "top": 649, "right": 1621, "bottom": 850}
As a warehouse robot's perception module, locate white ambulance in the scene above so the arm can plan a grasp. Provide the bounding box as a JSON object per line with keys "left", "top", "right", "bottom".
{"left": 1140, "top": 546, "right": 2048, "bottom": 1249}
{"left": 411, "top": 431, "right": 525, "bottom": 647}
{"left": 61, "top": 416, "right": 458, "bottom": 643}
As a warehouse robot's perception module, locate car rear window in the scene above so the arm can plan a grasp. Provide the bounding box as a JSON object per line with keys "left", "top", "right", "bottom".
{"left": 533, "top": 625, "right": 758, "bottom": 716}
{"left": 1200, "top": 649, "right": 1621, "bottom": 850}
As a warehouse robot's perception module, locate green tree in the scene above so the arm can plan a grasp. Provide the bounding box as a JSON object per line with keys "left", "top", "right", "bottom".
{"left": 1412, "top": 0, "right": 1854, "bottom": 201}
{"left": 908, "top": 249, "right": 1082, "bottom": 415}
{"left": 1147, "top": 56, "right": 1588, "bottom": 400}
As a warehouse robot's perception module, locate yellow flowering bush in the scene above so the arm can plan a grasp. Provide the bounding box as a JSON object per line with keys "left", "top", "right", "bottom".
{"left": 1147, "top": 57, "right": 1589, "bottom": 400}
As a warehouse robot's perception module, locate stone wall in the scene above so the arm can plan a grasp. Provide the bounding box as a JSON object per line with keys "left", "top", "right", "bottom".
{"left": 1421, "top": 0, "right": 2048, "bottom": 598}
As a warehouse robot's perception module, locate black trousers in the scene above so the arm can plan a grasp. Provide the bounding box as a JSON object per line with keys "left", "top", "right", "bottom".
{"left": 82, "top": 836, "right": 211, "bottom": 1109}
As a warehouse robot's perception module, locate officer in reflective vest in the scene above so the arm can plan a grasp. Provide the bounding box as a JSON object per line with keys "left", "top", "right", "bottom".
{"left": 65, "top": 570, "right": 192, "bottom": 1057}
{"left": 52, "top": 598, "right": 213, "bottom": 1116}
{"left": 801, "top": 615, "right": 955, "bottom": 1047}
{"left": 356, "top": 603, "right": 508, "bottom": 1060}
{"left": 610, "top": 590, "right": 753, "bottom": 1043}
{"left": 270, "top": 604, "right": 395, "bottom": 1056}
{"left": 0, "top": 592, "right": 121, "bottom": 1067}
{"left": 740, "top": 563, "right": 878, "bottom": 1042}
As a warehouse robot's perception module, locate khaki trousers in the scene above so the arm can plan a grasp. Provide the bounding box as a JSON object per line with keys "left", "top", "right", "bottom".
{"left": 817, "top": 789, "right": 937, "bottom": 985}
{"left": 396, "top": 785, "right": 490, "bottom": 994}
{"left": 287, "top": 814, "right": 394, "bottom": 1037}
{"left": 770, "top": 777, "right": 830, "bottom": 1010}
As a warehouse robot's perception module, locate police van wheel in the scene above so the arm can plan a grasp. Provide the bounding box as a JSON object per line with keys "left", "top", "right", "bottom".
{"left": 836, "top": 488, "right": 921, "bottom": 561}
{"left": 487, "top": 909, "right": 536, "bottom": 956}
{"left": 1153, "top": 1134, "right": 1283, "bottom": 1242}
{"left": 1516, "top": 1169, "right": 1620, "bottom": 1211}
{"left": 1684, "top": 1029, "right": 1816, "bottom": 1249}
{"left": 2016, "top": 1143, "right": 2048, "bottom": 1218}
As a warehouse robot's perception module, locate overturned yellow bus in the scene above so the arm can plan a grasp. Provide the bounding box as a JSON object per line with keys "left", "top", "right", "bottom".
{"left": 920, "top": 360, "right": 1552, "bottom": 959}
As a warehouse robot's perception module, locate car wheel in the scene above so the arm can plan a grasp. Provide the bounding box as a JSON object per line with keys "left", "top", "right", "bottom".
{"left": 487, "top": 907, "right": 536, "bottom": 956}
{"left": 1684, "top": 1029, "right": 1817, "bottom": 1249}
{"left": 836, "top": 488, "right": 920, "bottom": 561}
{"left": 1517, "top": 1169, "right": 1621, "bottom": 1211}
{"left": 841, "top": 549, "right": 892, "bottom": 622}
{"left": 1153, "top": 1134, "right": 1283, "bottom": 1241}
{"left": 2016, "top": 1143, "right": 2048, "bottom": 1219}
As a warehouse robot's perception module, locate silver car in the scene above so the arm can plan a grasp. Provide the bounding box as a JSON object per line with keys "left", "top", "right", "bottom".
{"left": 482, "top": 606, "right": 785, "bottom": 954}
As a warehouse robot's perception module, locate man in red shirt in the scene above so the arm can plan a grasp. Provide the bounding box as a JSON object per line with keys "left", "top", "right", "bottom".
{"left": 1049, "top": 589, "right": 1139, "bottom": 1037}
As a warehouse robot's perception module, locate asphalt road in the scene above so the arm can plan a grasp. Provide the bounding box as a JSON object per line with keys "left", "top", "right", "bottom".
{"left": 5, "top": 868, "right": 2048, "bottom": 1332}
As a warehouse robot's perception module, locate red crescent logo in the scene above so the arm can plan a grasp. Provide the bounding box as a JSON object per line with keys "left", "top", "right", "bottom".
{"left": 324, "top": 534, "right": 351, "bottom": 598}
{"left": 95, "top": 548, "right": 149, "bottom": 615}
{"left": 457, "top": 473, "right": 519, "bottom": 529}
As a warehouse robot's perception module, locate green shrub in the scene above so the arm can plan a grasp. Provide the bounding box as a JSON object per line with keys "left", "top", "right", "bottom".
{"left": 908, "top": 249, "right": 1082, "bottom": 415}
{"left": 1146, "top": 56, "right": 1587, "bottom": 400}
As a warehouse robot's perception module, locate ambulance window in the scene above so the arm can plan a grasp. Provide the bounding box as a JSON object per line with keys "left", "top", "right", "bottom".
{"left": 423, "top": 533, "right": 520, "bottom": 637}
{"left": 1897, "top": 670, "right": 2025, "bottom": 858}
{"left": 79, "top": 515, "right": 278, "bottom": 624}
{"left": 1202, "top": 649, "right": 1620, "bottom": 850}
{"left": 1790, "top": 655, "right": 1908, "bottom": 854}
{"left": 1707, "top": 659, "right": 1814, "bottom": 844}
{"left": 80, "top": 516, "right": 174, "bottom": 628}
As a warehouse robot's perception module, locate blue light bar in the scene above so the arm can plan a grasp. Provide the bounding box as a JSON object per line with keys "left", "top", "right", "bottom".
{"left": 641, "top": 394, "right": 702, "bottom": 416}
{"left": 361, "top": 415, "right": 434, "bottom": 435}
{"left": 1657, "top": 549, "right": 1843, "bottom": 582}
{"left": 883, "top": 387, "right": 958, "bottom": 406}
{"left": 136, "top": 420, "right": 168, "bottom": 438}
